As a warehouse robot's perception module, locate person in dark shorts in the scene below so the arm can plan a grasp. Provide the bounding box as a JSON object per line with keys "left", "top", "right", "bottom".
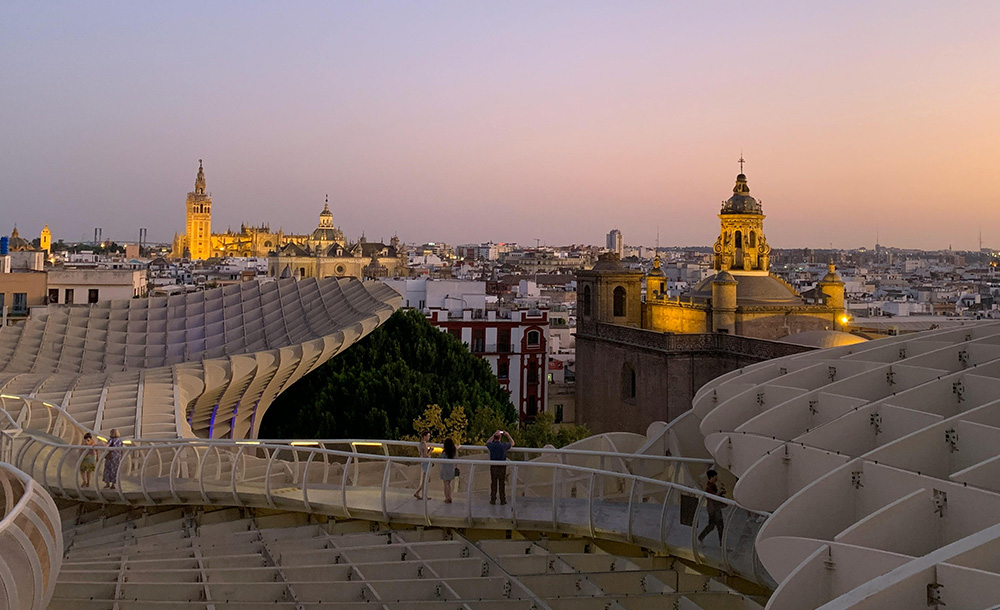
{"left": 485, "top": 430, "right": 514, "bottom": 505}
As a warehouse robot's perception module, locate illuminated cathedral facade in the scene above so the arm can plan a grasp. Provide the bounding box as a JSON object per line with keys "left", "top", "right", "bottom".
{"left": 171, "top": 161, "right": 407, "bottom": 280}
{"left": 579, "top": 166, "right": 848, "bottom": 341}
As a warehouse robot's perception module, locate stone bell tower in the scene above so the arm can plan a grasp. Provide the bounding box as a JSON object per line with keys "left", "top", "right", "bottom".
{"left": 712, "top": 157, "right": 771, "bottom": 273}
{"left": 185, "top": 160, "right": 213, "bottom": 260}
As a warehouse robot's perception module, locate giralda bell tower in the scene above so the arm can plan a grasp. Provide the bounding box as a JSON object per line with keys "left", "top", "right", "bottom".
{"left": 185, "top": 159, "right": 213, "bottom": 260}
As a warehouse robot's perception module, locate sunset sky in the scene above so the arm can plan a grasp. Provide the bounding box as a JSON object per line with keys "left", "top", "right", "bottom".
{"left": 3, "top": 2, "right": 998, "bottom": 250}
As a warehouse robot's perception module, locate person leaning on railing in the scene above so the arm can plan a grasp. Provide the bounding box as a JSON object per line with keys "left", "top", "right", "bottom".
{"left": 439, "top": 438, "right": 458, "bottom": 503}
{"left": 413, "top": 430, "right": 432, "bottom": 500}
{"left": 80, "top": 433, "right": 97, "bottom": 487}
{"left": 103, "top": 429, "right": 124, "bottom": 490}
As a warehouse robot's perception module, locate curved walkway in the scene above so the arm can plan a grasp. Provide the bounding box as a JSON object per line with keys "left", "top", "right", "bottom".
{"left": 0, "top": 393, "right": 773, "bottom": 606}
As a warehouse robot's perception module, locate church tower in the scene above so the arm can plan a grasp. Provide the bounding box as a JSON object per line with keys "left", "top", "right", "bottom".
{"left": 185, "top": 160, "right": 213, "bottom": 260}
{"left": 712, "top": 158, "right": 771, "bottom": 273}
{"left": 40, "top": 224, "right": 51, "bottom": 254}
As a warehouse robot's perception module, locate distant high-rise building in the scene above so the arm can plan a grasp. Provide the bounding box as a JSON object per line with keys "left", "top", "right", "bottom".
{"left": 606, "top": 229, "right": 623, "bottom": 258}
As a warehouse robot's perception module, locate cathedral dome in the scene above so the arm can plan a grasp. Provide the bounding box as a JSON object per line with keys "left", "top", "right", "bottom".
{"left": 689, "top": 271, "right": 802, "bottom": 306}
{"left": 592, "top": 253, "right": 625, "bottom": 271}
{"left": 721, "top": 173, "right": 762, "bottom": 214}
{"left": 6, "top": 227, "right": 34, "bottom": 252}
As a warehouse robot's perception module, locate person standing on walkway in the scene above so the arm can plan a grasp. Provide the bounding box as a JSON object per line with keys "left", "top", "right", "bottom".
{"left": 439, "top": 437, "right": 458, "bottom": 503}
{"left": 414, "top": 430, "right": 432, "bottom": 500}
{"left": 486, "top": 430, "right": 514, "bottom": 505}
{"left": 103, "top": 429, "right": 124, "bottom": 490}
{"left": 80, "top": 432, "right": 97, "bottom": 488}
{"left": 697, "top": 469, "right": 727, "bottom": 545}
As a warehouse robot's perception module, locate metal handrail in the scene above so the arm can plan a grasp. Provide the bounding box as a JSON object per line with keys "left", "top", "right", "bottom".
{"left": 0, "top": 393, "right": 773, "bottom": 587}
{"left": 6, "top": 430, "right": 770, "bottom": 586}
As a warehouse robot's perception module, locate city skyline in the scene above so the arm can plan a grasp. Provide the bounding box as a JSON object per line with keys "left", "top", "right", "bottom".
{"left": 3, "top": 2, "right": 999, "bottom": 250}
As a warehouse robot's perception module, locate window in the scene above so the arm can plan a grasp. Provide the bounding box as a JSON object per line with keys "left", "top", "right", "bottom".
{"left": 526, "top": 396, "right": 538, "bottom": 417}
{"left": 472, "top": 329, "right": 485, "bottom": 353}
{"left": 622, "top": 363, "right": 636, "bottom": 401}
{"left": 65, "top": 289, "right": 74, "bottom": 305}
{"left": 497, "top": 328, "right": 511, "bottom": 353}
{"left": 613, "top": 286, "right": 626, "bottom": 317}
{"left": 497, "top": 361, "right": 509, "bottom": 380}
{"left": 582, "top": 285, "right": 592, "bottom": 316}
{"left": 0, "top": 294, "right": 4, "bottom": 311}
{"left": 48, "top": 288, "right": 59, "bottom": 304}
{"left": 12, "top": 293, "right": 27, "bottom": 314}
{"left": 448, "top": 328, "right": 462, "bottom": 342}
{"left": 88, "top": 289, "right": 99, "bottom": 304}
{"left": 555, "top": 405, "right": 564, "bottom": 423}
{"left": 527, "top": 366, "right": 538, "bottom": 384}
{"left": 527, "top": 330, "right": 540, "bottom": 346}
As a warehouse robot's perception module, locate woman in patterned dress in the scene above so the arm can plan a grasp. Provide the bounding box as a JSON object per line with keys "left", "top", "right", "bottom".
{"left": 103, "top": 429, "right": 124, "bottom": 489}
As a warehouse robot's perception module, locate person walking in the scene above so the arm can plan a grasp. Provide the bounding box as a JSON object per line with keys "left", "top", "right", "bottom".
{"left": 439, "top": 437, "right": 458, "bottom": 503}
{"left": 486, "top": 430, "right": 514, "bottom": 505}
{"left": 102, "top": 429, "right": 124, "bottom": 490}
{"left": 414, "top": 430, "right": 432, "bottom": 500}
{"left": 80, "top": 432, "right": 97, "bottom": 487}
{"left": 697, "top": 469, "right": 727, "bottom": 545}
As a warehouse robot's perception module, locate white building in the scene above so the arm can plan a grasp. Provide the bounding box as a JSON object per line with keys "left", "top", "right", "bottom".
{"left": 46, "top": 268, "right": 147, "bottom": 304}
{"left": 426, "top": 307, "right": 549, "bottom": 422}
{"left": 381, "top": 278, "right": 488, "bottom": 315}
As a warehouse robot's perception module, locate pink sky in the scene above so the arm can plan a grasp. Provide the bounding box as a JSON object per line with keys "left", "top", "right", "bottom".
{"left": 2, "top": 2, "right": 998, "bottom": 250}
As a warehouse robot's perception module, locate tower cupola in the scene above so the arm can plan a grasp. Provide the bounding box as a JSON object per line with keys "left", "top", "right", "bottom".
{"left": 195, "top": 159, "right": 206, "bottom": 195}
{"left": 712, "top": 156, "right": 771, "bottom": 272}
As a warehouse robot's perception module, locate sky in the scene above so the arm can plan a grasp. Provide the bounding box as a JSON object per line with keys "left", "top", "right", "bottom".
{"left": 2, "top": 1, "right": 999, "bottom": 251}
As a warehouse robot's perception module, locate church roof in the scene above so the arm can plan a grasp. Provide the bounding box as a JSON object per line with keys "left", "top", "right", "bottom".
{"left": 279, "top": 242, "right": 310, "bottom": 257}
{"left": 688, "top": 271, "right": 803, "bottom": 306}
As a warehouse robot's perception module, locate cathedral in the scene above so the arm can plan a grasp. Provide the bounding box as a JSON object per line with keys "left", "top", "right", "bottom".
{"left": 579, "top": 167, "right": 848, "bottom": 341}
{"left": 171, "top": 160, "right": 407, "bottom": 280}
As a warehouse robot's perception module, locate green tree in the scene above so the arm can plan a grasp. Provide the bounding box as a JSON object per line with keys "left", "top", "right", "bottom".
{"left": 409, "top": 403, "right": 470, "bottom": 445}
{"left": 516, "top": 412, "right": 591, "bottom": 449}
{"left": 259, "top": 309, "right": 516, "bottom": 439}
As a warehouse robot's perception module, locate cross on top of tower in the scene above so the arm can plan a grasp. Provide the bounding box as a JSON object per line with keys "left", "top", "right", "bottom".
{"left": 738, "top": 153, "right": 745, "bottom": 174}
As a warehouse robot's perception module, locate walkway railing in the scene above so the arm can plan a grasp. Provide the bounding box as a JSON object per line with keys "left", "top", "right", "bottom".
{"left": 0, "top": 462, "right": 63, "bottom": 610}
{"left": 0, "top": 392, "right": 776, "bottom": 588}
{"left": 7, "top": 431, "right": 774, "bottom": 587}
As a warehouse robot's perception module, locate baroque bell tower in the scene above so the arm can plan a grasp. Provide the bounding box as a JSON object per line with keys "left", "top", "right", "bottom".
{"left": 712, "top": 156, "right": 771, "bottom": 273}
{"left": 185, "top": 159, "right": 213, "bottom": 260}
